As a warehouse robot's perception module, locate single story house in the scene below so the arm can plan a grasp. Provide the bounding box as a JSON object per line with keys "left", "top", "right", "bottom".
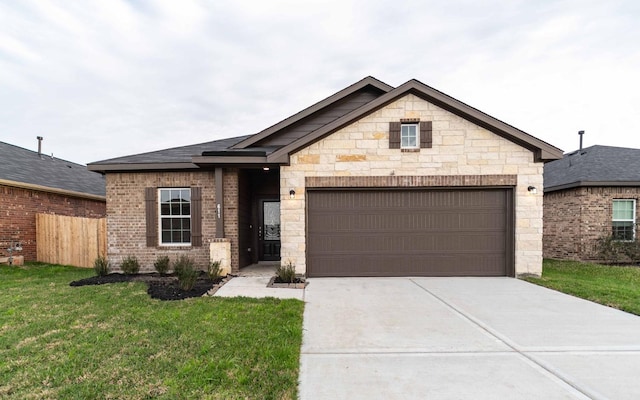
{"left": 88, "top": 77, "right": 562, "bottom": 277}
{"left": 0, "top": 140, "right": 106, "bottom": 262}
{"left": 544, "top": 145, "right": 640, "bottom": 261}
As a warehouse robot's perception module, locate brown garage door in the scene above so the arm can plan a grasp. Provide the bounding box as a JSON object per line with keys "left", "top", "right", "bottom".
{"left": 307, "top": 189, "right": 513, "bottom": 277}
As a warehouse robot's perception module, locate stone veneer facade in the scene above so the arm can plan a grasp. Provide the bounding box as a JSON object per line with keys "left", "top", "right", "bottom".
{"left": 106, "top": 169, "right": 239, "bottom": 272}
{"left": 280, "top": 94, "right": 544, "bottom": 276}
{"left": 544, "top": 186, "right": 640, "bottom": 261}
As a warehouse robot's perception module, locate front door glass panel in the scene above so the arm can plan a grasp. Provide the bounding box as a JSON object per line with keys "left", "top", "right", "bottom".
{"left": 263, "top": 201, "right": 281, "bottom": 240}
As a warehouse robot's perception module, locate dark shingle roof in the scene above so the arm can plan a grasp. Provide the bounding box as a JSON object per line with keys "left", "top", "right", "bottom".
{"left": 544, "top": 145, "right": 640, "bottom": 192}
{"left": 89, "top": 135, "right": 253, "bottom": 165}
{"left": 0, "top": 141, "right": 105, "bottom": 197}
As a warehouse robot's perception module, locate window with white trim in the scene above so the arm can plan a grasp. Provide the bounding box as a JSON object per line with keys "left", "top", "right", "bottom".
{"left": 401, "top": 123, "right": 418, "bottom": 149}
{"left": 612, "top": 199, "right": 636, "bottom": 241}
{"left": 159, "top": 188, "right": 191, "bottom": 245}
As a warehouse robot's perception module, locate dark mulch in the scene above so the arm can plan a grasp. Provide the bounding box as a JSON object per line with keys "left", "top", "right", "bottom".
{"left": 269, "top": 276, "right": 307, "bottom": 289}
{"left": 70, "top": 271, "right": 224, "bottom": 301}
{"left": 273, "top": 276, "right": 305, "bottom": 284}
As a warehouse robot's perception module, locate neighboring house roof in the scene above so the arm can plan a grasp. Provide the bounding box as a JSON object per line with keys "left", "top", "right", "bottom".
{"left": 0, "top": 141, "right": 106, "bottom": 199}
{"left": 544, "top": 145, "right": 640, "bottom": 192}
{"left": 88, "top": 76, "right": 563, "bottom": 172}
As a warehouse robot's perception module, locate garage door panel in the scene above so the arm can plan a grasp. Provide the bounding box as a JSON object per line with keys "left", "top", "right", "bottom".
{"left": 307, "top": 189, "right": 512, "bottom": 277}
{"left": 310, "top": 232, "right": 505, "bottom": 254}
{"left": 311, "top": 214, "right": 505, "bottom": 233}
{"left": 309, "top": 254, "right": 506, "bottom": 277}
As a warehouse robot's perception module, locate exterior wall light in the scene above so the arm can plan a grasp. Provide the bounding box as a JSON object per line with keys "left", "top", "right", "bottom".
{"left": 289, "top": 189, "right": 296, "bottom": 199}
{"left": 527, "top": 186, "right": 537, "bottom": 194}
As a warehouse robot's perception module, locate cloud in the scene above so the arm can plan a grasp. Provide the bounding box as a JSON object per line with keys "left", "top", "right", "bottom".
{"left": 0, "top": 0, "right": 638, "bottom": 163}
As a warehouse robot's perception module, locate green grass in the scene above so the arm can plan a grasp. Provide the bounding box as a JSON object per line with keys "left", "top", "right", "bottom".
{"left": 525, "top": 259, "right": 640, "bottom": 316}
{"left": 0, "top": 263, "right": 304, "bottom": 399}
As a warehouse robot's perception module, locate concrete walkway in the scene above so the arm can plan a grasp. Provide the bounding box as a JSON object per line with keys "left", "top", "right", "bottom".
{"left": 213, "top": 263, "right": 304, "bottom": 300}
{"left": 299, "top": 277, "right": 640, "bottom": 399}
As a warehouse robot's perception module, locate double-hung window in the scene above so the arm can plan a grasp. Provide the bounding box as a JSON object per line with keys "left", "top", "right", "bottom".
{"left": 159, "top": 188, "right": 191, "bottom": 245}
{"left": 401, "top": 123, "right": 419, "bottom": 149}
{"left": 612, "top": 199, "right": 636, "bottom": 241}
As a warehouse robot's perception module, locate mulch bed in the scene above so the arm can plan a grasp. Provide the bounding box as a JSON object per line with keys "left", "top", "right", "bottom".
{"left": 268, "top": 276, "right": 307, "bottom": 289}
{"left": 70, "top": 271, "right": 225, "bottom": 301}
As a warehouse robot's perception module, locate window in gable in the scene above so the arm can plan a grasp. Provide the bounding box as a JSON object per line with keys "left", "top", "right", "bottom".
{"left": 389, "top": 120, "right": 432, "bottom": 149}
{"left": 401, "top": 124, "right": 418, "bottom": 149}
{"left": 612, "top": 199, "right": 636, "bottom": 241}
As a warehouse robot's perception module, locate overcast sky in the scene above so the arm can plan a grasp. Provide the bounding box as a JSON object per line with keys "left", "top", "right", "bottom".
{"left": 1, "top": 0, "right": 638, "bottom": 165}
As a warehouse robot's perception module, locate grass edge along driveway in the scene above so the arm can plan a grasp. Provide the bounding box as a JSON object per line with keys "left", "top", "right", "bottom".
{"left": 0, "top": 263, "right": 304, "bottom": 400}
{"left": 525, "top": 259, "right": 640, "bottom": 316}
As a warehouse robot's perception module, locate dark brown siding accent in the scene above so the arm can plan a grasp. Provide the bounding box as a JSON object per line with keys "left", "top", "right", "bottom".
{"left": 191, "top": 186, "right": 202, "bottom": 247}
{"left": 145, "top": 187, "right": 157, "bottom": 247}
{"left": 420, "top": 121, "right": 432, "bottom": 148}
{"left": 253, "top": 88, "right": 384, "bottom": 147}
{"left": 307, "top": 189, "right": 512, "bottom": 277}
{"left": 389, "top": 121, "right": 401, "bottom": 149}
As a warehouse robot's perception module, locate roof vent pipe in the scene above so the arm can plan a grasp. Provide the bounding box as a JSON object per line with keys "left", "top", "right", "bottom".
{"left": 578, "top": 130, "right": 584, "bottom": 152}
{"left": 37, "top": 136, "right": 43, "bottom": 157}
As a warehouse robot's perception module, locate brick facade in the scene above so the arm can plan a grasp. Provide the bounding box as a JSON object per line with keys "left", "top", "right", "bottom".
{"left": 105, "top": 169, "right": 239, "bottom": 273}
{"left": 0, "top": 184, "right": 106, "bottom": 260}
{"left": 544, "top": 186, "right": 640, "bottom": 261}
{"left": 281, "top": 93, "right": 544, "bottom": 276}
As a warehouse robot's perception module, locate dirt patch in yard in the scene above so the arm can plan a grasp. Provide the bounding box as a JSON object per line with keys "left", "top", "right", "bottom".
{"left": 70, "top": 272, "right": 227, "bottom": 301}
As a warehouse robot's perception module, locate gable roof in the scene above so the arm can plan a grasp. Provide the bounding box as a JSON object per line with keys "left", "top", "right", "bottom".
{"left": 88, "top": 76, "right": 563, "bottom": 172}
{"left": 0, "top": 141, "right": 106, "bottom": 199}
{"left": 544, "top": 145, "right": 640, "bottom": 192}
{"left": 231, "top": 76, "right": 393, "bottom": 149}
{"left": 265, "top": 78, "right": 562, "bottom": 164}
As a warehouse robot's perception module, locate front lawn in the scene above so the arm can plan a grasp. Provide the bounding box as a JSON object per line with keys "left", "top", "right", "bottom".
{"left": 525, "top": 259, "right": 640, "bottom": 316}
{"left": 0, "top": 263, "right": 304, "bottom": 399}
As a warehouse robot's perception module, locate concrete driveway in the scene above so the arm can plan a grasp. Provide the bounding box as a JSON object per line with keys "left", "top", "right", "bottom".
{"left": 298, "top": 278, "right": 640, "bottom": 399}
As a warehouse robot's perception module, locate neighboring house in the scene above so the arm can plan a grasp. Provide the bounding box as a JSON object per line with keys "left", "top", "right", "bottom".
{"left": 544, "top": 145, "right": 640, "bottom": 261}
{"left": 0, "top": 141, "right": 106, "bottom": 261}
{"left": 88, "top": 77, "right": 562, "bottom": 277}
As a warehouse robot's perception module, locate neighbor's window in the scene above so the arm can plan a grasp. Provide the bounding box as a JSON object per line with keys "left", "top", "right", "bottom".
{"left": 401, "top": 124, "right": 418, "bottom": 149}
{"left": 159, "top": 188, "right": 191, "bottom": 245}
{"left": 612, "top": 199, "right": 636, "bottom": 241}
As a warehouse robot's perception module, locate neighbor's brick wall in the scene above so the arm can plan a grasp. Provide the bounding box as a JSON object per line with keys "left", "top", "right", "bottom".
{"left": 0, "top": 184, "right": 106, "bottom": 261}
{"left": 544, "top": 186, "right": 640, "bottom": 261}
{"left": 105, "top": 170, "right": 239, "bottom": 273}
{"left": 543, "top": 188, "right": 582, "bottom": 260}
{"left": 281, "top": 93, "right": 544, "bottom": 276}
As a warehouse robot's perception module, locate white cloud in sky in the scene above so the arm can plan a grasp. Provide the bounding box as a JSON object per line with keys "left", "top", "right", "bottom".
{"left": 0, "top": 0, "right": 638, "bottom": 164}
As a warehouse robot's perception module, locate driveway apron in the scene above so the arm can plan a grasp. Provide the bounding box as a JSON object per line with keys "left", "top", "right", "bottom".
{"left": 298, "top": 277, "right": 640, "bottom": 399}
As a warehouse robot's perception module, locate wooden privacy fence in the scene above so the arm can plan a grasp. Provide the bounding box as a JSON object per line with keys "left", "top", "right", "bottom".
{"left": 36, "top": 214, "right": 106, "bottom": 268}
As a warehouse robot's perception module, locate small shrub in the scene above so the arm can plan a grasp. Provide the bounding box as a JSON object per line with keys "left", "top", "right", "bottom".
{"left": 93, "top": 256, "right": 110, "bottom": 276}
{"left": 276, "top": 260, "right": 297, "bottom": 283}
{"left": 174, "top": 255, "right": 198, "bottom": 291}
{"left": 120, "top": 255, "right": 140, "bottom": 275}
{"left": 154, "top": 255, "right": 171, "bottom": 275}
{"left": 596, "top": 235, "right": 640, "bottom": 264}
{"left": 208, "top": 260, "right": 223, "bottom": 280}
